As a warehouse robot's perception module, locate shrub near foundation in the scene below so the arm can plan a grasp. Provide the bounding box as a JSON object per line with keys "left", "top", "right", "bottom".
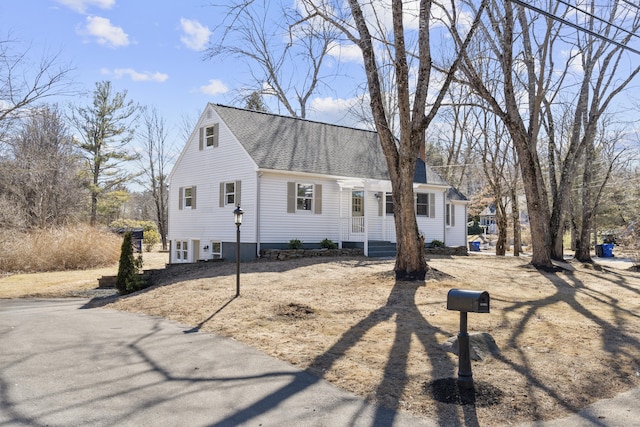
{"left": 116, "top": 231, "right": 143, "bottom": 294}
{"left": 0, "top": 225, "right": 121, "bottom": 273}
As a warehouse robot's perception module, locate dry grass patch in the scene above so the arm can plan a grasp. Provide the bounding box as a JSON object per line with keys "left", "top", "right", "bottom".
{"left": 0, "top": 251, "right": 168, "bottom": 298}
{"left": 107, "top": 255, "right": 640, "bottom": 426}
{"left": 0, "top": 225, "right": 121, "bottom": 274}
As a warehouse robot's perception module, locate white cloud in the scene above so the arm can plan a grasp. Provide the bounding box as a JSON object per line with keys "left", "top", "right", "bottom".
{"left": 328, "top": 41, "right": 362, "bottom": 63}
{"left": 80, "top": 16, "right": 129, "bottom": 48}
{"left": 101, "top": 68, "right": 168, "bottom": 82}
{"left": 309, "top": 96, "right": 372, "bottom": 128}
{"left": 179, "top": 18, "right": 212, "bottom": 51}
{"left": 56, "top": 0, "right": 115, "bottom": 14}
{"left": 200, "top": 79, "right": 229, "bottom": 95}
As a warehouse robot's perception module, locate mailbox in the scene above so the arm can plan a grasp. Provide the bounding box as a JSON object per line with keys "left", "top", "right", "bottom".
{"left": 447, "top": 289, "right": 490, "bottom": 313}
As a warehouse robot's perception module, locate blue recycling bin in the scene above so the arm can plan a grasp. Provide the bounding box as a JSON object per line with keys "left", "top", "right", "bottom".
{"left": 468, "top": 241, "right": 480, "bottom": 252}
{"left": 601, "top": 243, "right": 614, "bottom": 258}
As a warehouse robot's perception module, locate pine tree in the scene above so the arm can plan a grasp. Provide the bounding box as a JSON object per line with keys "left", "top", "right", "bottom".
{"left": 116, "top": 232, "right": 142, "bottom": 294}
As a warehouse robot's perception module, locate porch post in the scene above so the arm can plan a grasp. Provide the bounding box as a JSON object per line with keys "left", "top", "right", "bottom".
{"left": 338, "top": 184, "right": 343, "bottom": 249}
{"left": 364, "top": 189, "right": 369, "bottom": 257}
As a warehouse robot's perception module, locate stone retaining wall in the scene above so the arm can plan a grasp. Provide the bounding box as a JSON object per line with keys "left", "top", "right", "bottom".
{"left": 426, "top": 246, "right": 468, "bottom": 256}
{"left": 260, "top": 245, "right": 467, "bottom": 260}
{"left": 260, "top": 248, "right": 364, "bottom": 261}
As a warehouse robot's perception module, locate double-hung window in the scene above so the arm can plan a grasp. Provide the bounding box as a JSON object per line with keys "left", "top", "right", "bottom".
{"left": 296, "top": 183, "right": 314, "bottom": 211}
{"left": 205, "top": 125, "right": 217, "bottom": 147}
{"left": 225, "top": 182, "right": 235, "bottom": 205}
{"left": 179, "top": 186, "right": 196, "bottom": 210}
{"left": 219, "top": 181, "right": 241, "bottom": 207}
{"left": 287, "top": 182, "right": 322, "bottom": 214}
{"left": 385, "top": 192, "right": 394, "bottom": 215}
{"left": 199, "top": 124, "right": 219, "bottom": 150}
{"left": 416, "top": 193, "right": 435, "bottom": 217}
{"left": 446, "top": 203, "right": 455, "bottom": 227}
{"left": 184, "top": 187, "right": 193, "bottom": 208}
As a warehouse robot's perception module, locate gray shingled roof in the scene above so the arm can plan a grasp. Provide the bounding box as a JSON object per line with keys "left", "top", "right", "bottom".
{"left": 211, "top": 103, "right": 452, "bottom": 187}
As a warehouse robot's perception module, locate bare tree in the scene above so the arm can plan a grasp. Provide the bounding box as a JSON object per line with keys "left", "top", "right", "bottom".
{"left": 0, "top": 105, "right": 83, "bottom": 228}
{"left": 573, "top": 121, "right": 626, "bottom": 261}
{"left": 69, "top": 81, "right": 140, "bottom": 226}
{"left": 300, "top": 0, "right": 487, "bottom": 279}
{"left": 545, "top": 2, "right": 640, "bottom": 260}
{"left": 205, "top": 1, "right": 341, "bottom": 118}
{"left": 451, "top": 0, "right": 640, "bottom": 268}
{"left": 138, "top": 107, "right": 172, "bottom": 250}
{"left": 0, "top": 36, "right": 74, "bottom": 138}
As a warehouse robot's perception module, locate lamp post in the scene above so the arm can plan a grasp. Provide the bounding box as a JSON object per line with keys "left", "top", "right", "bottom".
{"left": 233, "top": 205, "right": 244, "bottom": 297}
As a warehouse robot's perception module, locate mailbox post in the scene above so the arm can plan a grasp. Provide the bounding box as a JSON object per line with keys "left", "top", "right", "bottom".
{"left": 447, "top": 289, "right": 490, "bottom": 389}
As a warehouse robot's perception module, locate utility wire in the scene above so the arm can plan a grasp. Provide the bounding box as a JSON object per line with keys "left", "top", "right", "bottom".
{"left": 508, "top": 0, "right": 640, "bottom": 55}
{"left": 556, "top": 0, "right": 640, "bottom": 41}
{"left": 621, "top": 0, "right": 640, "bottom": 12}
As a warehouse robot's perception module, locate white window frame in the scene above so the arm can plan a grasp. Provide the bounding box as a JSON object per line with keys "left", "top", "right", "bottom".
{"left": 175, "top": 240, "right": 189, "bottom": 262}
{"left": 296, "top": 183, "right": 314, "bottom": 212}
{"left": 446, "top": 203, "right": 455, "bottom": 227}
{"left": 205, "top": 125, "right": 217, "bottom": 148}
{"left": 183, "top": 187, "right": 193, "bottom": 209}
{"left": 416, "top": 193, "right": 430, "bottom": 217}
{"left": 224, "top": 182, "right": 236, "bottom": 206}
{"left": 211, "top": 241, "right": 222, "bottom": 259}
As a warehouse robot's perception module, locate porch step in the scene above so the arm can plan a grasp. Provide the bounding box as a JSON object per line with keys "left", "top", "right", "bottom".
{"left": 368, "top": 240, "right": 397, "bottom": 258}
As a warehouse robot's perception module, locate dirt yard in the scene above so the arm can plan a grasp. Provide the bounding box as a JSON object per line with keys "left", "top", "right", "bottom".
{"left": 97, "top": 254, "right": 640, "bottom": 426}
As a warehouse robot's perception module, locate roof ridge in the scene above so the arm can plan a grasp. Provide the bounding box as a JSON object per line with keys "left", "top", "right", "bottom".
{"left": 211, "top": 103, "right": 379, "bottom": 136}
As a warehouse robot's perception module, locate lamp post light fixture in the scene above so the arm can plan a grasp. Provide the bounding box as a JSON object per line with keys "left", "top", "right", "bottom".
{"left": 233, "top": 205, "right": 244, "bottom": 297}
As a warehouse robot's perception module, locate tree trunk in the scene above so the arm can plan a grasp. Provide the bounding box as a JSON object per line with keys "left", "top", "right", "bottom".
{"left": 495, "top": 198, "right": 508, "bottom": 256}
{"left": 516, "top": 141, "right": 553, "bottom": 268}
{"left": 574, "top": 138, "right": 595, "bottom": 262}
{"left": 393, "top": 156, "right": 426, "bottom": 280}
{"left": 510, "top": 187, "right": 521, "bottom": 256}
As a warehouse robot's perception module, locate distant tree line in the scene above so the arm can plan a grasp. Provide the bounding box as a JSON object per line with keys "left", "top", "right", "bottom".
{"left": 0, "top": 37, "right": 172, "bottom": 251}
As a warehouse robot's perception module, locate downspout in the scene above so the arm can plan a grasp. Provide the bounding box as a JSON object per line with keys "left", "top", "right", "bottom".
{"left": 381, "top": 191, "right": 386, "bottom": 241}
{"left": 443, "top": 189, "right": 448, "bottom": 246}
{"left": 256, "top": 171, "right": 262, "bottom": 257}
{"left": 464, "top": 203, "right": 468, "bottom": 248}
{"left": 364, "top": 188, "right": 369, "bottom": 257}
{"left": 338, "top": 184, "right": 343, "bottom": 249}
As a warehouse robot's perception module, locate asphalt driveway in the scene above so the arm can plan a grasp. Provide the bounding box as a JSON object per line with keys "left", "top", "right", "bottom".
{"left": 1, "top": 298, "right": 638, "bottom": 427}
{"left": 0, "top": 298, "right": 434, "bottom": 427}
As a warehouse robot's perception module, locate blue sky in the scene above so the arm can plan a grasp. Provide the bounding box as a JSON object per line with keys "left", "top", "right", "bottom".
{"left": 0, "top": 0, "right": 257, "bottom": 128}
{"left": 0, "top": 0, "right": 365, "bottom": 145}
{"left": 2, "top": 0, "right": 639, "bottom": 151}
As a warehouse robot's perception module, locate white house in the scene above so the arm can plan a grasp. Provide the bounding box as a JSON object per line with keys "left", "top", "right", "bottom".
{"left": 167, "top": 103, "right": 469, "bottom": 262}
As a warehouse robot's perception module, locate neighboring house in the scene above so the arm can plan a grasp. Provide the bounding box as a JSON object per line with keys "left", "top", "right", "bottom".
{"left": 167, "top": 103, "right": 469, "bottom": 262}
{"left": 479, "top": 198, "right": 530, "bottom": 235}
{"left": 479, "top": 204, "right": 497, "bottom": 234}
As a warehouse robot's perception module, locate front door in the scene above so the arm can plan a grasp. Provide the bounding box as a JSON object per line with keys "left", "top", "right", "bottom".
{"left": 352, "top": 190, "right": 364, "bottom": 233}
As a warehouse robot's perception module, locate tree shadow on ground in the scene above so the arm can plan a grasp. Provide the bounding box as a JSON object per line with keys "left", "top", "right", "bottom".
{"left": 493, "top": 262, "right": 640, "bottom": 423}
{"left": 208, "top": 278, "right": 488, "bottom": 427}
{"left": 81, "top": 256, "right": 389, "bottom": 309}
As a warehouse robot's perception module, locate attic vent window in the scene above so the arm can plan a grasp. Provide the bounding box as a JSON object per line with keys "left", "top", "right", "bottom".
{"left": 206, "top": 110, "right": 213, "bottom": 119}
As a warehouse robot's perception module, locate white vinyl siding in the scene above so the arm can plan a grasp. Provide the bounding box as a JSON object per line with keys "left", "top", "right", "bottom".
{"left": 260, "top": 174, "right": 335, "bottom": 243}
{"left": 168, "top": 108, "right": 257, "bottom": 249}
